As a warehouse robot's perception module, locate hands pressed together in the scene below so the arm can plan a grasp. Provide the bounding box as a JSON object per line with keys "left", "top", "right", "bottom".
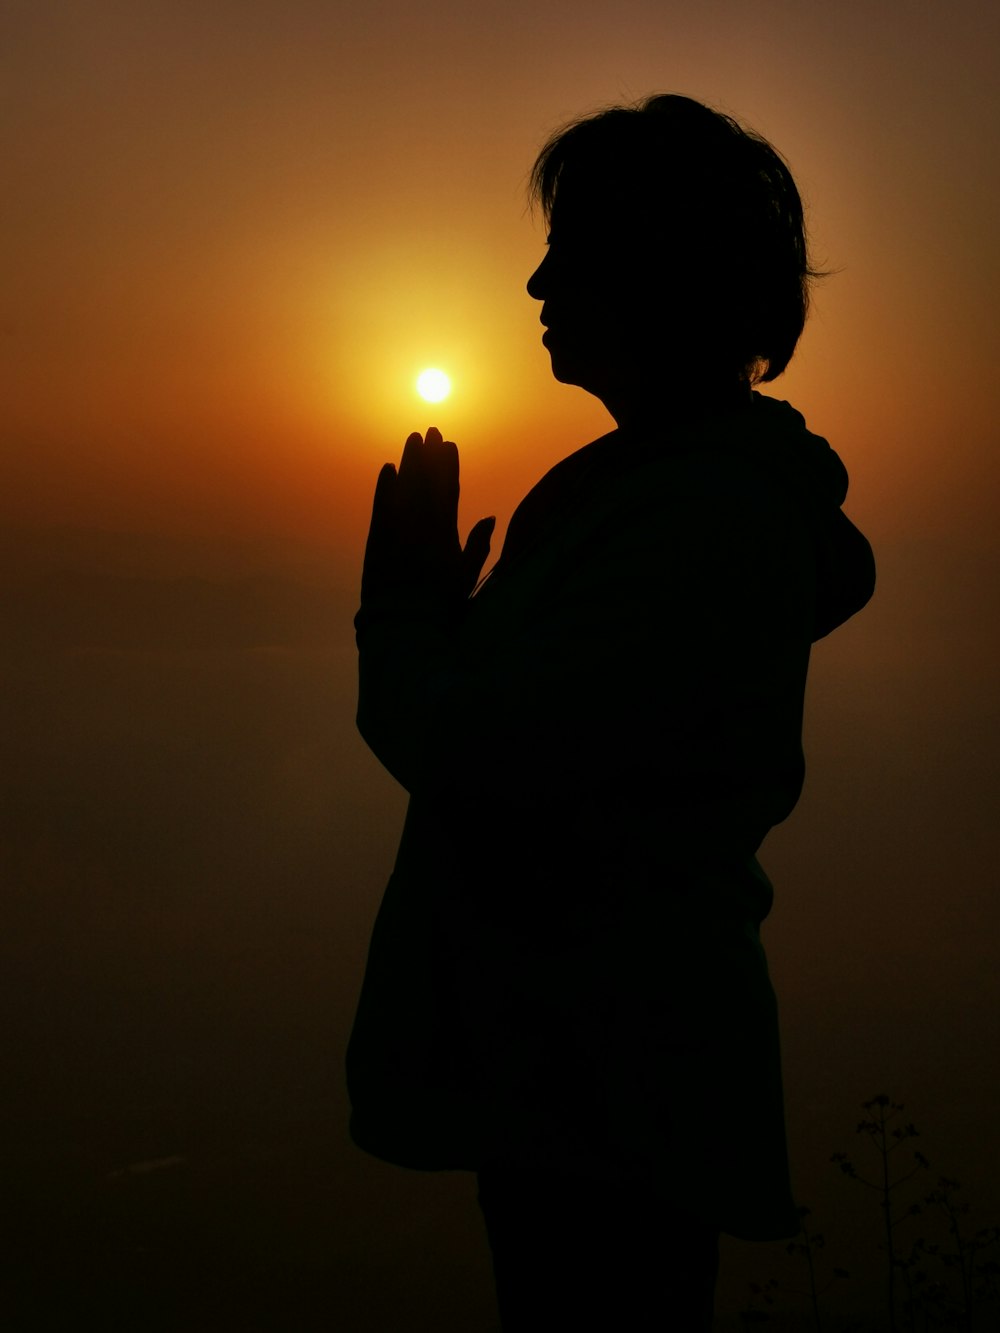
{"left": 360, "top": 427, "right": 496, "bottom": 614}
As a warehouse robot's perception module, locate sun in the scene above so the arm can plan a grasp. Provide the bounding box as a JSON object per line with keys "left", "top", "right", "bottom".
{"left": 416, "top": 368, "right": 451, "bottom": 403}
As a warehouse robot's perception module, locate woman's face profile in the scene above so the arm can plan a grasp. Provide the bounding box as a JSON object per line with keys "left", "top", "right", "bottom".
{"left": 526, "top": 173, "right": 665, "bottom": 408}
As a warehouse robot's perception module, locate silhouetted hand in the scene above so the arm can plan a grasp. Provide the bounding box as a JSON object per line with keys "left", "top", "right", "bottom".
{"left": 360, "top": 426, "right": 495, "bottom": 613}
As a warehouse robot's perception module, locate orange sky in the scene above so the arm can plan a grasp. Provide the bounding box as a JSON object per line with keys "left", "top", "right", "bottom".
{"left": 4, "top": 0, "right": 998, "bottom": 566}
{"left": 3, "top": 3, "right": 999, "bottom": 1325}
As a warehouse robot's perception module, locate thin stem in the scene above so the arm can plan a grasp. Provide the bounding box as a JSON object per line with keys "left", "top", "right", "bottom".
{"left": 804, "top": 1237, "right": 824, "bottom": 1333}
{"left": 879, "top": 1101, "right": 899, "bottom": 1333}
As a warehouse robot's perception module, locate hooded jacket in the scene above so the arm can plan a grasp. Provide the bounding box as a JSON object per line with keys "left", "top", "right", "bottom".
{"left": 347, "top": 393, "right": 875, "bottom": 1241}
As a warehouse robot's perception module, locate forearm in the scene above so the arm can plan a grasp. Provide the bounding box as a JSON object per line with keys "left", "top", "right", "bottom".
{"left": 355, "top": 604, "right": 461, "bottom": 792}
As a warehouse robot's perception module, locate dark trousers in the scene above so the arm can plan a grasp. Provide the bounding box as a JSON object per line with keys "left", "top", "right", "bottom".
{"left": 476, "top": 1165, "right": 720, "bottom": 1331}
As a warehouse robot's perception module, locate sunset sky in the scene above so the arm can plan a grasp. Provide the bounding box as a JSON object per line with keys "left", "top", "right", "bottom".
{"left": 3, "top": 1, "right": 998, "bottom": 1326}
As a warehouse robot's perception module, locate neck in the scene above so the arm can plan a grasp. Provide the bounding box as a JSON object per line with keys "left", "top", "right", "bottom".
{"left": 601, "top": 378, "right": 753, "bottom": 433}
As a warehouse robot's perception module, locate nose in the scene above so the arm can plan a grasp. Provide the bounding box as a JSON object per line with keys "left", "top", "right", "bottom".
{"left": 526, "top": 250, "right": 550, "bottom": 302}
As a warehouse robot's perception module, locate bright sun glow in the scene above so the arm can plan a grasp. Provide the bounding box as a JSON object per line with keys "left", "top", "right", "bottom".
{"left": 416, "top": 368, "right": 451, "bottom": 403}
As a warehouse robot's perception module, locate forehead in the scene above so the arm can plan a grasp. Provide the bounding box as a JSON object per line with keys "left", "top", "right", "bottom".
{"left": 551, "top": 158, "right": 620, "bottom": 213}
{"left": 548, "top": 171, "right": 658, "bottom": 250}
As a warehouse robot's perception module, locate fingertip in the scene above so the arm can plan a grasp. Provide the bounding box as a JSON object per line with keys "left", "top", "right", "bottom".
{"left": 372, "top": 463, "right": 397, "bottom": 508}
{"left": 472, "top": 517, "right": 495, "bottom": 549}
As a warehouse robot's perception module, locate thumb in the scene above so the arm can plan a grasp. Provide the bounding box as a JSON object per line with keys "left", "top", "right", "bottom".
{"left": 459, "top": 515, "right": 496, "bottom": 596}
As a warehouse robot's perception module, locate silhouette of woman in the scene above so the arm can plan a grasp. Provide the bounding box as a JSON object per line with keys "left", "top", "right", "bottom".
{"left": 348, "top": 94, "right": 875, "bottom": 1329}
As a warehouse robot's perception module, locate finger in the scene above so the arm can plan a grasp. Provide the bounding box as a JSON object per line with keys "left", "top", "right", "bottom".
{"left": 427, "top": 428, "right": 460, "bottom": 504}
{"left": 398, "top": 428, "right": 432, "bottom": 486}
{"left": 433, "top": 434, "right": 460, "bottom": 508}
{"left": 465, "top": 514, "right": 496, "bottom": 546}
{"left": 361, "top": 463, "right": 400, "bottom": 603}
{"left": 399, "top": 427, "right": 457, "bottom": 476}
{"left": 397, "top": 430, "right": 424, "bottom": 478}
{"left": 398, "top": 427, "right": 459, "bottom": 513}
{"left": 459, "top": 515, "right": 496, "bottom": 596}
{"left": 364, "top": 464, "right": 397, "bottom": 553}
{"left": 375, "top": 459, "right": 398, "bottom": 495}
{"left": 368, "top": 461, "right": 398, "bottom": 530}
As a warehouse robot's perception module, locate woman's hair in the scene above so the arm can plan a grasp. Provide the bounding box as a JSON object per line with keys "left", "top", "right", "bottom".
{"left": 528, "top": 94, "right": 825, "bottom": 384}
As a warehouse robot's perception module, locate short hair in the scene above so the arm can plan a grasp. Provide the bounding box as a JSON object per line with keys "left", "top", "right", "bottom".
{"left": 528, "top": 94, "right": 825, "bottom": 384}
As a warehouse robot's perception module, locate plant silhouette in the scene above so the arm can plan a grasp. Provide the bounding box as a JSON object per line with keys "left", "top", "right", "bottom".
{"left": 740, "top": 1095, "right": 999, "bottom": 1331}
{"left": 739, "top": 1204, "right": 849, "bottom": 1331}
{"left": 893, "top": 1177, "right": 1000, "bottom": 1331}
{"left": 831, "top": 1094, "right": 931, "bottom": 1331}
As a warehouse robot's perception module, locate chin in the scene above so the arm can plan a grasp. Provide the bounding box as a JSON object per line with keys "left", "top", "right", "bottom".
{"left": 545, "top": 344, "right": 587, "bottom": 389}
{"left": 548, "top": 357, "right": 605, "bottom": 401}
{"left": 549, "top": 361, "right": 578, "bottom": 387}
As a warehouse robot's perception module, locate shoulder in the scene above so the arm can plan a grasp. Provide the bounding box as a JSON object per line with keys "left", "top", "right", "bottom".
{"left": 572, "top": 429, "right": 813, "bottom": 566}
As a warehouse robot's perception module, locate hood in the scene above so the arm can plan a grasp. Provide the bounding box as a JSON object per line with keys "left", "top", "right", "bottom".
{"left": 746, "top": 393, "right": 876, "bottom": 641}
